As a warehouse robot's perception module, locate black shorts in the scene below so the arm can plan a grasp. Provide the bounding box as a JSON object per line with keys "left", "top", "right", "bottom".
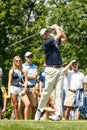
{"left": 0, "top": 89, "right": 3, "bottom": 109}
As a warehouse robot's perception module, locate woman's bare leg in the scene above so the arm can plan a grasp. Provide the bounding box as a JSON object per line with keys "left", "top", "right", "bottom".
{"left": 21, "top": 94, "right": 30, "bottom": 120}
{"left": 11, "top": 94, "right": 19, "bottom": 119}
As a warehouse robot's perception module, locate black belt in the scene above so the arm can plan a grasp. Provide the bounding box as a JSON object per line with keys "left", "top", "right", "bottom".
{"left": 46, "top": 65, "right": 62, "bottom": 68}
{"left": 68, "top": 89, "right": 76, "bottom": 93}
{"left": 27, "top": 85, "right": 35, "bottom": 88}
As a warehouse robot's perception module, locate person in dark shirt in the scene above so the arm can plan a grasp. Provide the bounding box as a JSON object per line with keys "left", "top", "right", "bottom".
{"left": 35, "top": 24, "right": 67, "bottom": 121}
{"left": 8, "top": 56, "right": 30, "bottom": 120}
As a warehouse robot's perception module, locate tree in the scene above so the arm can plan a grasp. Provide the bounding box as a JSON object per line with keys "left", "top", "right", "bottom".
{"left": 0, "top": 0, "right": 87, "bottom": 87}
{"left": 0, "top": 0, "right": 48, "bottom": 85}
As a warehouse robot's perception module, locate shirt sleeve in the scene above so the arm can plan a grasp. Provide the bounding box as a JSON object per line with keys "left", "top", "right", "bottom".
{"left": 56, "top": 39, "right": 61, "bottom": 45}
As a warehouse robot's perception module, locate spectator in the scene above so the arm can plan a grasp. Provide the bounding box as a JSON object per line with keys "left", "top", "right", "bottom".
{"left": 8, "top": 56, "right": 30, "bottom": 120}
{"left": 23, "top": 52, "right": 38, "bottom": 119}
{"left": 0, "top": 67, "right": 7, "bottom": 119}
{"left": 64, "top": 60, "right": 86, "bottom": 120}
{"left": 40, "top": 90, "right": 56, "bottom": 120}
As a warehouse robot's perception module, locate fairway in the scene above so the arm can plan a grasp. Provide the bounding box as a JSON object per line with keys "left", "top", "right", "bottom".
{"left": 0, "top": 120, "right": 87, "bottom": 130}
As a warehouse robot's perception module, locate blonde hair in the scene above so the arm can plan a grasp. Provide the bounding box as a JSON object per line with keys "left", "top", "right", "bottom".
{"left": 12, "top": 56, "right": 22, "bottom": 69}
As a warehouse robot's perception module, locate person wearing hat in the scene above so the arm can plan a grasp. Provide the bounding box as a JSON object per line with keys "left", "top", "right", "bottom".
{"left": 63, "top": 60, "right": 86, "bottom": 120}
{"left": 35, "top": 24, "right": 67, "bottom": 121}
{"left": 23, "top": 51, "right": 38, "bottom": 119}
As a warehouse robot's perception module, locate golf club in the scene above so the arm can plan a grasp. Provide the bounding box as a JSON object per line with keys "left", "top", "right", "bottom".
{"left": 5, "top": 32, "right": 40, "bottom": 52}
{"left": 5, "top": 25, "right": 61, "bottom": 52}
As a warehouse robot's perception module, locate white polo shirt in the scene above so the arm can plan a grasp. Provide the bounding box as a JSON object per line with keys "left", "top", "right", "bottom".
{"left": 67, "top": 70, "right": 85, "bottom": 91}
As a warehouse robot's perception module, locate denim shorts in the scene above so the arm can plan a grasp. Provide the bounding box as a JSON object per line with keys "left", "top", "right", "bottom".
{"left": 10, "top": 86, "right": 24, "bottom": 95}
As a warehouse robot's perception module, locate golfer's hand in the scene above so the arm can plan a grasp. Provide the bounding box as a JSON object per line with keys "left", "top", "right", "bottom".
{"left": 50, "top": 24, "right": 60, "bottom": 30}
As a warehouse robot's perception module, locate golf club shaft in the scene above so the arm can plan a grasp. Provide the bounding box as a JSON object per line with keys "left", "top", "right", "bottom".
{"left": 8, "top": 32, "right": 40, "bottom": 48}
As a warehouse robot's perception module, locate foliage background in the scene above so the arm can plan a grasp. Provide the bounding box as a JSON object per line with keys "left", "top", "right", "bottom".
{"left": 0, "top": 0, "right": 87, "bottom": 87}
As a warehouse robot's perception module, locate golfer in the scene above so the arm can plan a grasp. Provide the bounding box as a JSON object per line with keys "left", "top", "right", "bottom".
{"left": 35, "top": 24, "right": 67, "bottom": 121}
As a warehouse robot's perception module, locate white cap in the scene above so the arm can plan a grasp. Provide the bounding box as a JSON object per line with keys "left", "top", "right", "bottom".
{"left": 25, "top": 51, "right": 33, "bottom": 57}
{"left": 40, "top": 28, "right": 47, "bottom": 36}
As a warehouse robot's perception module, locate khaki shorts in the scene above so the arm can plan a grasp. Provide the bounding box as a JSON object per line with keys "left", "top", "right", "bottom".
{"left": 64, "top": 90, "right": 75, "bottom": 107}
{"left": 27, "top": 88, "right": 36, "bottom": 107}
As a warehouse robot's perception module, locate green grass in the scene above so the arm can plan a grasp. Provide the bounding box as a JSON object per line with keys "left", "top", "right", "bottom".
{"left": 0, "top": 120, "right": 87, "bottom": 130}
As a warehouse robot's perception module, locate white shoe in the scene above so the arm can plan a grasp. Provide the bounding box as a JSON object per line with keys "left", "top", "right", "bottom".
{"left": 35, "top": 109, "right": 42, "bottom": 121}
{"left": 48, "top": 115, "right": 60, "bottom": 121}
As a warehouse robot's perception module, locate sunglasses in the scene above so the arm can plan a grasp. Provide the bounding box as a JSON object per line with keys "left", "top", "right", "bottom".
{"left": 15, "top": 60, "right": 21, "bottom": 62}
{"left": 27, "top": 55, "right": 33, "bottom": 59}
{"left": 44, "top": 31, "right": 50, "bottom": 35}
{"left": 72, "top": 62, "right": 78, "bottom": 66}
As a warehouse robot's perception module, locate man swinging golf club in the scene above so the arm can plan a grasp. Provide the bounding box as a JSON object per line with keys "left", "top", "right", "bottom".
{"left": 35, "top": 24, "right": 67, "bottom": 121}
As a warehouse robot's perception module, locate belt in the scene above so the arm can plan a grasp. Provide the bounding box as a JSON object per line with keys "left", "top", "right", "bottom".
{"left": 68, "top": 89, "right": 76, "bottom": 93}
{"left": 46, "top": 65, "right": 62, "bottom": 68}
{"left": 27, "top": 85, "right": 35, "bottom": 88}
